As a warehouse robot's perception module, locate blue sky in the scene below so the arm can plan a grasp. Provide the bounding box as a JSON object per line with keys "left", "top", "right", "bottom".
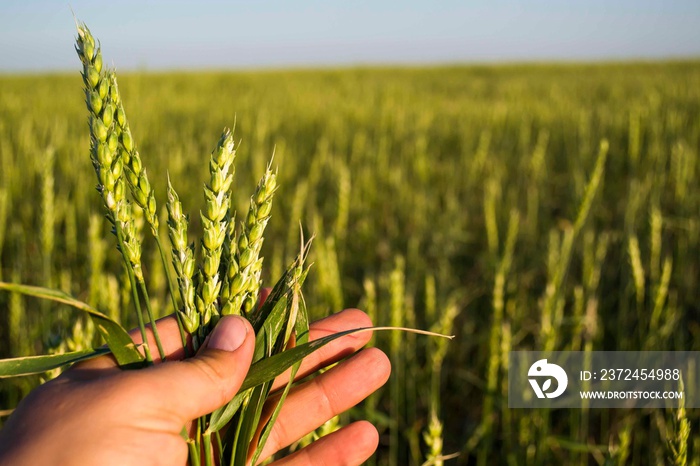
{"left": 1, "top": 0, "right": 699, "bottom": 72}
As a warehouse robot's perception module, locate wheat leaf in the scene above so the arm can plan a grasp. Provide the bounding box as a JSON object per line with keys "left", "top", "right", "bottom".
{"left": 250, "top": 290, "right": 310, "bottom": 465}
{"left": 0, "top": 347, "right": 111, "bottom": 378}
{"left": 0, "top": 282, "right": 144, "bottom": 366}
{"left": 240, "top": 326, "right": 452, "bottom": 392}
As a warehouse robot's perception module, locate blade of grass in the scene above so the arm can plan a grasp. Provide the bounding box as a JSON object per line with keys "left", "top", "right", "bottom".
{"left": 240, "top": 326, "right": 453, "bottom": 392}
{"left": 0, "top": 347, "right": 111, "bottom": 377}
{"left": 250, "top": 290, "right": 310, "bottom": 465}
{"left": 230, "top": 382, "right": 271, "bottom": 466}
{"left": 0, "top": 281, "right": 144, "bottom": 365}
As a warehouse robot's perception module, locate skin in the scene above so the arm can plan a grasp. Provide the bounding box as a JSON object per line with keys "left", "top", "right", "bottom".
{"left": 0, "top": 292, "right": 391, "bottom": 466}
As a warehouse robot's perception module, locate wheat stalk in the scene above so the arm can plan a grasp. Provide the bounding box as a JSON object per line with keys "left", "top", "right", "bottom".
{"left": 108, "top": 71, "right": 185, "bottom": 349}
{"left": 75, "top": 24, "right": 164, "bottom": 362}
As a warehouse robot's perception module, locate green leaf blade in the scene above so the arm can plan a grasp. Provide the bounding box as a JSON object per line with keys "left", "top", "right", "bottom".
{"left": 0, "top": 348, "right": 111, "bottom": 378}
{"left": 0, "top": 282, "right": 144, "bottom": 366}
{"left": 240, "top": 327, "right": 368, "bottom": 392}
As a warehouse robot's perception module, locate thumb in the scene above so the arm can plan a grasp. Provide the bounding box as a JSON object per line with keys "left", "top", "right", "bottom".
{"left": 132, "top": 315, "right": 255, "bottom": 423}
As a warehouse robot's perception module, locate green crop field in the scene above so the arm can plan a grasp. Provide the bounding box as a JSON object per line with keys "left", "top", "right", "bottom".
{"left": 1, "top": 61, "right": 699, "bottom": 465}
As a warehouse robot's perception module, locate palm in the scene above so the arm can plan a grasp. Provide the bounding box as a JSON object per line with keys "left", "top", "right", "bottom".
{"left": 1, "top": 307, "right": 389, "bottom": 466}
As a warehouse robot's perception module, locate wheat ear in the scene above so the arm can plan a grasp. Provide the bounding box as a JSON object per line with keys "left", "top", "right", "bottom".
{"left": 167, "top": 177, "right": 198, "bottom": 334}
{"left": 221, "top": 162, "right": 276, "bottom": 316}
{"left": 195, "top": 129, "right": 236, "bottom": 332}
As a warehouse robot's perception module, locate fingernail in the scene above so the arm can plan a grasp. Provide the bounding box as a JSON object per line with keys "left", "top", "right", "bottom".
{"left": 208, "top": 316, "right": 248, "bottom": 352}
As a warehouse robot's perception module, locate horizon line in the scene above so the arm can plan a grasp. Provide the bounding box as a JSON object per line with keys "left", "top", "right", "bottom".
{"left": 2, "top": 55, "right": 699, "bottom": 77}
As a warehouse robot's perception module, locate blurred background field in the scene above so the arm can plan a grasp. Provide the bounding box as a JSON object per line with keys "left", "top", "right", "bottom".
{"left": 1, "top": 61, "right": 700, "bottom": 464}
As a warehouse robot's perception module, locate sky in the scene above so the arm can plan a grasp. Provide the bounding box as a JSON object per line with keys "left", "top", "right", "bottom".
{"left": 1, "top": 0, "right": 699, "bottom": 72}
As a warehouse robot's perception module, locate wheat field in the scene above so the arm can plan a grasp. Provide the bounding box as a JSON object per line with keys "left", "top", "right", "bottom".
{"left": 1, "top": 61, "right": 699, "bottom": 464}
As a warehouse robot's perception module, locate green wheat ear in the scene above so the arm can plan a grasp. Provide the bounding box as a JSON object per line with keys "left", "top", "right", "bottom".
{"left": 196, "top": 129, "right": 236, "bottom": 331}
{"left": 166, "top": 176, "right": 197, "bottom": 334}
{"left": 76, "top": 27, "right": 141, "bottom": 279}
{"left": 75, "top": 24, "right": 118, "bottom": 216}
{"left": 105, "top": 63, "right": 183, "bottom": 343}
{"left": 109, "top": 74, "right": 159, "bottom": 235}
{"left": 221, "top": 161, "right": 277, "bottom": 316}
{"left": 76, "top": 23, "right": 166, "bottom": 362}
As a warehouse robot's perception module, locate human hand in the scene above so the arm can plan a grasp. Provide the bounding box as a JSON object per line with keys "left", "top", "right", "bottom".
{"left": 0, "top": 301, "right": 390, "bottom": 466}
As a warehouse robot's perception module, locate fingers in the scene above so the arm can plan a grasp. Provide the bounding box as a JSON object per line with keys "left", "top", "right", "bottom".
{"left": 271, "top": 308, "right": 373, "bottom": 391}
{"left": 258, "top": 347, "right": 390, "bottom": 461}
{"left": 268, "top": 421, "right": 379, "bottom": 466}
{"left": 130, "top": 315, "right": 255, "bottom": 423}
